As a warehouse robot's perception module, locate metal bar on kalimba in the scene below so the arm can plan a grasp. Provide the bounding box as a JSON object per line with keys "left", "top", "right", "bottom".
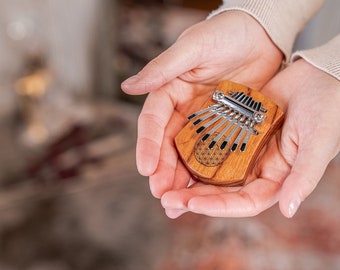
{"left": 187, "top": 104, "right": 222, "bottom": 120}
{"left": 232, "top": 92, "right": 243, "bottom": 99}
{"left": 243, "top": 96, "right": 251, "bottom": 105}
{"left": 231, "top": 119, "right": 251, "bottom": 151}
{"left": 255, "top": 102, "right": 262, "bottom": 112}
{"left": 240, "top": 121, "right": 255, "bottom": 152}
{"left": 213, "top": 91, "right": 264, "bottom": 121}
{"left": 189, "top": 90, "right": 268, "bottom": 153}
{"left": 252, "top": 101, "right": 258, "bottom": 110}
{"left": 231, "top": 92, "right": 264, "bottom": 113}
{"left": 208, "top": 114, "right": 241, "bottom": 149}
{"left": 220, "top": 116, "right": 246, "bottom": 150}
{"left": 239, "top": 94, "right": 248, "bottom": 103}
{"left": 245, "top": 97, "right": 253, "bottom": 106}
{"left": 249, "top": 100, "right": 255, "bottom": 108}
{"left": 201, "top": 111, "right": 234, "bottom": 142}
{"left": 231, "top": 128, "right": 246, "bottom": 151}
{"left": 196, "top": 108, "right": 231, "bottom": 134}
{"left": 193, "top": 107, "right": 224, "bottom": 125}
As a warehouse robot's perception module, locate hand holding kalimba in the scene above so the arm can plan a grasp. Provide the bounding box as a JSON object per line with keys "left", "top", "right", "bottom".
{"left": 121, "top": 6, "right": 340, "bottom": 219}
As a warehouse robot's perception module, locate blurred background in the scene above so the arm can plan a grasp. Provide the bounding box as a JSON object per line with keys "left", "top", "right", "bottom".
{"left": 0, "top": 0, "right": 339, "bottom": 269}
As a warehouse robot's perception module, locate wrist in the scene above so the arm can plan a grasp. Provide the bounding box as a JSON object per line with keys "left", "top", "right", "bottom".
{"left": 291, "top": 35, "right": 340, "bottom": 81}
{"left": 292, "top": 59, "right": 340, "bottom": 88}
{"left": 209, "top": 10, "right": 283, "bottom": 67}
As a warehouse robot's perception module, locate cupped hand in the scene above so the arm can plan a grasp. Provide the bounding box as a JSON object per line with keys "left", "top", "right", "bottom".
{"left": 161, "top": 59, "right": 340, "bottom": 219}
{"left": 121, "top": 11, "right": 283, "bottom": 200}
{"left": 122, "top": 11, "right": 282, "bottom": 94}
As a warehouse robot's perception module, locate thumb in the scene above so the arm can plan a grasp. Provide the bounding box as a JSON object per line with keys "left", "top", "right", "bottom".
{"left": 121, "top": 41, "right": 199, "bottom": 95}
{"left": 279, "top": 143, "right": 334, "bottom": 218}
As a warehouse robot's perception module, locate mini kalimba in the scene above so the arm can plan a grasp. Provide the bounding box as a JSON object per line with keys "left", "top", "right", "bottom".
{"left": 175, "top": 81, "right": 284, "bottom": 186}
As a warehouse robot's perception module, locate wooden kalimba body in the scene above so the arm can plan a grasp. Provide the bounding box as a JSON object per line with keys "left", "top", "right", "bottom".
{"left": 175, "top": 81, "right": 284, "bottom": 186}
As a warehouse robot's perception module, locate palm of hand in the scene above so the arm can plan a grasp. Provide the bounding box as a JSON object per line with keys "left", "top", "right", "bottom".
{"left": 139, "top": 78, "right": 285, "bottom": 219}
{"left": 157, "top": 85, "right": 289, "bottom": 218}
{"left": 161, "top": 60, "right": 340, "bottom": 219}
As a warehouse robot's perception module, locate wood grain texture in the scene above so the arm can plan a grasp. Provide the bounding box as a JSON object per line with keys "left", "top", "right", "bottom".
{"left": 175, "top": 81, "right": 284, "bottom": 186}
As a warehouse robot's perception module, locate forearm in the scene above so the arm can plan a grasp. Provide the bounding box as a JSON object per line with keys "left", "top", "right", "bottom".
{"left": 207, "top": 0, "right": 324, "bottom": 61}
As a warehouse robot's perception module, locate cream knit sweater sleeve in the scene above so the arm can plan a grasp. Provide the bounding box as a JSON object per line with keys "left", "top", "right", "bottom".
{"left": 207, "top": 0, "right": 324, "bottom": 61}
{"left": 292, "top": 35, "right": 340, "bottom": 80}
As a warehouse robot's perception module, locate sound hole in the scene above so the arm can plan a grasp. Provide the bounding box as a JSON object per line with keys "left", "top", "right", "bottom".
{"left": 194, "top": 132, "right": 229, "bottom": 167}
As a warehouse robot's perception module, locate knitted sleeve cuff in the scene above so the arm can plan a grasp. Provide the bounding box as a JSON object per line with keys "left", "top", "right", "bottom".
{"left": 291, "top": 35, "right": 340, "bottom": 81}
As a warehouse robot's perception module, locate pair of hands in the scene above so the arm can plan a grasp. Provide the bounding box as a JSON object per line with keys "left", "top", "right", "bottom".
{"left": 121, "top": 11, "right": 340, "bottom": 218}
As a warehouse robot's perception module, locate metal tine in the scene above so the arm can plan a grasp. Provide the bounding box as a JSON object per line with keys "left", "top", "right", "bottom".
{"left": 255, "top": 102, "right": 262, "bottom": 112}
{"left": 242, "top": 96, "right": 251, "bottom": 105}
{"left": 234, "top": 92, "right": 255, "bottom": 109}
{"left": 193, "top": 106, "right": 224, "bottom": 126}
{"left": 220, "top": 115, "right": 246, "bottom": 150}
{"left": 233, "top": 92, "right": 243, "bottom": 99}
{"left": 231, "top": 119, "right": 250, "bottom": 152}
{"left": 208, "top": 113, "right": 241, "bottom": 149}
{"left": 260, "top": 106, "right": 267, "bottom": 113}
{"left": 253, "top": 101, "right": 267, "bottom": 113}
{"left": 249, "top": 100, "right": 255, "bottom": 109}
{"left": 196, "top": 108, "right": 231, "bottom": 134}
{"left": 209, "top": 113, "right": 244, "bottom": 149}
{"left": 240, "top": 120, "right": 255, "bottom": 152}
{"left": 201, "top": 111, "right": 235, "bottom": 142}
{"left": 252, "top": 101, "right": 258, "bottom": 110}
{"left": 237, "top": 93, "right": 246, "bottom": 102}
{"left": 245, "top": 97, "right": 253, "bottom": 106}
{"left": 187, "top": 104, "right": 222, "bottom": 120}
{"left": 231, "top": 128, "right": 247, "bottom": 152}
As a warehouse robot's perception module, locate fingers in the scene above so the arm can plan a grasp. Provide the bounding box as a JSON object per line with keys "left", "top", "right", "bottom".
{"left": 160, "top": 135, "right": 286, "bottom": 218}
{"left": 161, "top": 178, "right": 281, "bottom": 218}
{"left": 279, "top": 143, "right": 335, "bottom": 218}
{"left": 164, "top": 209, "right": 188, "bottom": 219}
{"left": 148, "top": 111, "right": 192, "bottom": 198}
{"left": 136, "top": 89, "right": 175, "bottom": 176}
{"left": 140, "top": 87, "right": 193, "bottom": 198}
{"left": 161, "top": 183, "right": 220, "bottom": 218}
{"left": 121, "top": 41, "right": 199, "bottom": 95}
{"left": 161, "top": 183, "right": 219, "bottom": 210}
{"left": 148, "top": 143, "right": 178, "bottom": 198}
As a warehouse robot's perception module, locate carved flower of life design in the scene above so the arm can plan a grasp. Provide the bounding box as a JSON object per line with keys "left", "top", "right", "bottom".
{"left": 194, "top": 132, "right": 230, "bottom": 167}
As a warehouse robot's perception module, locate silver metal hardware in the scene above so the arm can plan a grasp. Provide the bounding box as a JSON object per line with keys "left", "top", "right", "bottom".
{"left": 188, "top": 90, "right": 267, "bottom": 155}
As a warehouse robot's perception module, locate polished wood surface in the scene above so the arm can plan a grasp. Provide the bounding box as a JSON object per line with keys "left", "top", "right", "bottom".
{"left": 175, "top": 81, "right": 284, "bottom": 186}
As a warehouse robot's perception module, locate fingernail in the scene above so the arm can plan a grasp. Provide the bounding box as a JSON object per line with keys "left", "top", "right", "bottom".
{"left": 121, "top": 74, "right": 141, "bottom": 86}
{"left": 288, "top": 197, "right": 301, "bottom": 218}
